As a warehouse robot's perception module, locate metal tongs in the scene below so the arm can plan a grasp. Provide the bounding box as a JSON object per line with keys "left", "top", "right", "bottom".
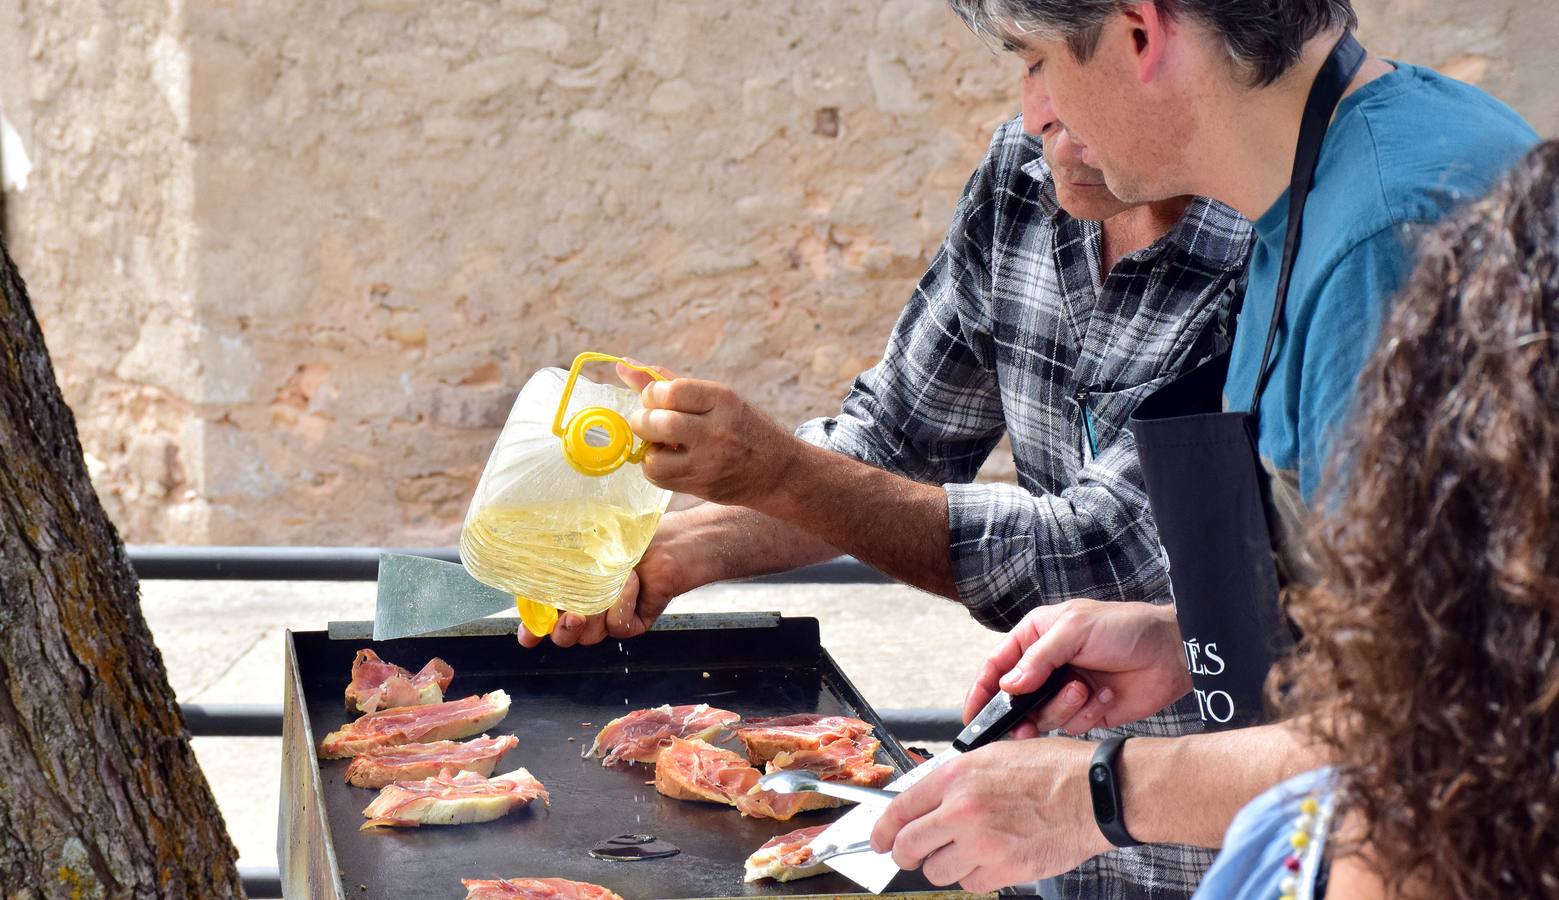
{"left": 755, "top": 769, "right": 898, "bottom": 806}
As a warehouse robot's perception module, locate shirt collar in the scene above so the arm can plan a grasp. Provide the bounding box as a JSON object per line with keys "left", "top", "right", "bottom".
{"left": 1162, "top": 197, "right": 1254, "bottom": 272}
{"left": 1019, "top": 151, "right": 1069, "bottom": 225}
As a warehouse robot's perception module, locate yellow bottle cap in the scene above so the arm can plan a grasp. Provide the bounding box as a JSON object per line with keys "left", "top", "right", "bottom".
{"left": 552, "top": 352, "right": 666, "bottom": 477}
{"left": 516, "top": 594, "right": 560, "bottom": 637}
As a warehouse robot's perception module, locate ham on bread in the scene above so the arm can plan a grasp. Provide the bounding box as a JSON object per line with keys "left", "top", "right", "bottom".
{"left": 743, "top": 824, "right": 830, "bottom": 883}
{"left": 461, "top": 877, "right": 623, "bottom": 900}
{"left": 361, "top": 766, "right": 547, "bottom": 829}
{"left": 344, "top": 734, "right": 519, "bottom": 789}
{"left": 585, "top": 704, "right": 740, "bottom": 767}
{"left": 653, "top": 737, "right": 760, "bottom": 806}
{"left": 735, "top": 736, "right": 893, "bottom": 820}
{"left": 732, "top": 714, "right": 875, "bottom": 764}
{"left": 320, "top": 690, "right": 511, "bottom": 759}
{"left": 344, "top": 648, "right": 455, "bottom": 714}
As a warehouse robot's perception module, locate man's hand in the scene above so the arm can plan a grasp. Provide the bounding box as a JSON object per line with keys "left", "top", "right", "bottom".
{"left": 517, "top": 534, "right": 690, "bottom": 648}
{"left": 870, "top": 738, "right": 1109, "bottom": 893}
{"left": 963, "top": 599, "right": 1191, "bottom": 737}
{"left": 628, "top": 375, "right": 801, "bottom": 508}
{"left": 518, "top": 361, "right": 703, "bottom": 649}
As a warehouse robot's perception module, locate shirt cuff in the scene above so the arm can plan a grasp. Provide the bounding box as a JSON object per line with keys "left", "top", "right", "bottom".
{"left": 945, "top": 481, "right": 1041, "bottom": 631}
{"left": 794, "top": 416, "right": 877, "bottom": 467}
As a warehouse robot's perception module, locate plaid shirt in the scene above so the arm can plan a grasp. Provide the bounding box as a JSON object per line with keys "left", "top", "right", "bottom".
{"left": 797, "top": 117, "right": 1253, "bottom": 899}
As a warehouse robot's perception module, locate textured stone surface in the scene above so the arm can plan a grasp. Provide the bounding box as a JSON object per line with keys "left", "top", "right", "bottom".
{"left": 1357, "top": 0, "right": 1559, "bottom": 134}
{"left": 1, "top": 0, "right": 201, "bottom": 541}
{"left": 0, "top": 0, "right": 1554, "bottom": 544}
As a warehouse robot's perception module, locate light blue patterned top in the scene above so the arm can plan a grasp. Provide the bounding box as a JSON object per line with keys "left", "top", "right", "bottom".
{"left": 1193, "top": 768, "right": 1337, "bottom": 900}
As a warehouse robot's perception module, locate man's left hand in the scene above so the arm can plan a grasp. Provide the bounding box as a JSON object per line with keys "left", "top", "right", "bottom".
{"left": 629, "top": 376, "right": 800, "bottom": 507}
{"left": 870, "top": 738, "right": 1110, "bottom": 893}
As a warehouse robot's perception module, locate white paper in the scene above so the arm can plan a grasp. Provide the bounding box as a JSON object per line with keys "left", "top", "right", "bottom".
{"left": 813, "top": 747, "right": 962, "bottom": 893}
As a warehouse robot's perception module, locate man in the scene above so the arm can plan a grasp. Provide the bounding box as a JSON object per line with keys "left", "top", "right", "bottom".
{"left": 530, "top": 72, "right": 1252, "bottom": 898}
{"left": 852, "top": 0, "right": 1538, "bottom": 894}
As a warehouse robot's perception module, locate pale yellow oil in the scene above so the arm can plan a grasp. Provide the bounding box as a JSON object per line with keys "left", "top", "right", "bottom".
{"left": 459, "top": 501, "right": 664, "bottom": 619}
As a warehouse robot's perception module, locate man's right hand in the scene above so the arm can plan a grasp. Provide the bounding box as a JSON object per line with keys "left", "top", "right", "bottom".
{"left": 963, "top": 599, "right": 1191, "bottom": 737}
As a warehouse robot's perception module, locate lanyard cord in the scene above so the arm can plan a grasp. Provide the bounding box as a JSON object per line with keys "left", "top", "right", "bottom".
{"left": 1246, "top": 33, "right": 1368, "bottom": 414}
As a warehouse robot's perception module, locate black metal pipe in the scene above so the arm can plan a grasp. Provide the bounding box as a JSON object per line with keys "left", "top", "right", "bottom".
{"left": 127, "top": 546, "right": 887, "bottom": 584}
{"left": 878, "top": 707, "right": 964, "bottom": 742}
{"left": 181, "top": 704, "right": 285, "bottom": 737}
{"left": 179, "top": 702, "right": 962, "bottom": 741}
{"left": 239, "top": 865, "right": 281, "bottom": 898}
{"left": 745, "top": 557, "right": 889, "bottom": 585}
{"left": 127, "top": 546, "right": 458, "bottom": 581}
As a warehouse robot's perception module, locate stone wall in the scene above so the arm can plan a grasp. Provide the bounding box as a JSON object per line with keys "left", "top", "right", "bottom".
{"left": 1357, "top": 0, "right": 1559, "bottom": 133}
{"left": 1, "top": 0, "right": 200, "bottom": 540}
{"left": 1, "top": 0, "right": 1554, "bottom": 545}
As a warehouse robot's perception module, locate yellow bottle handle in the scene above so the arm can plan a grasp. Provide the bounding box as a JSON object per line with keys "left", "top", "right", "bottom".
{"left": 551, "top": 352, "right": 667, "bottom": 477}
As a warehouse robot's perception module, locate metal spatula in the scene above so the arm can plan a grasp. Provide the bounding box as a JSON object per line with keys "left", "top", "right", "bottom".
{"left": 372, "top": 552, "right": 515, "bottom": 640}
{"left": 805, "top": 839, "right": 877, "bottom": 865}
{"left": 757, "top": 770, "right": 899, "bottom": 806}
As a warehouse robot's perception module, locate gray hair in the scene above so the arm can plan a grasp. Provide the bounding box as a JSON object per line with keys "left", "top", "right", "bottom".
{"left": 946, "top": 0, "right": 1358, "bottom": 86}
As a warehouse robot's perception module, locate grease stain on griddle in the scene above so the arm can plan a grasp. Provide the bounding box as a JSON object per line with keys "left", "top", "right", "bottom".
{"left": 590, "top": 833, "right": 680, "bottom": 862}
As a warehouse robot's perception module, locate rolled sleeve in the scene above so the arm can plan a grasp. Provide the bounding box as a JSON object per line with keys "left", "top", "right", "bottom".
{"left": 795, "top": 387, "right": 909, "bottom": 473}
{"left": 947, "top": 431, "right": 1171, "bottom": 629}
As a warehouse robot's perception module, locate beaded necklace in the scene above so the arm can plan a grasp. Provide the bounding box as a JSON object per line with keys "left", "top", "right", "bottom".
{"left": 1282, "top": 793, "right": 1336, "bottom": 900}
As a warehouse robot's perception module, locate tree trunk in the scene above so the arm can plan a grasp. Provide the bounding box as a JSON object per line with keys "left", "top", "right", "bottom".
{"left": 0, "top": 233, "right": 243, "bottom": 896}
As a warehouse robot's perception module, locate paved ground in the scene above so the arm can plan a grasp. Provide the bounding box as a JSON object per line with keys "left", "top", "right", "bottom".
{"left": 140, "top": 578, "right": 1000, "bottom": 871}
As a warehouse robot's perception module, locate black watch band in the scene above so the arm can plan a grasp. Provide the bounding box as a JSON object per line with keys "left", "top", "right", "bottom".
{"left": 1089, "top": 736, "right": 1141, "bottom": 848}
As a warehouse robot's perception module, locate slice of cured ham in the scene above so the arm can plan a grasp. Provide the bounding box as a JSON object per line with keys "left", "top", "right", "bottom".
{"left": 732, "top": 784, "right": 834, "bottom": 821}
{"left": 585, "top": 704, "right": 740, "bottom": 767}
{"left": 345, "top": 648, "right": 455, "bottom": 714}
{"left": 653, "top": 737, "right": 759, "bottom": 806}
{"left": 320, "top": 690, "right": 511, "bottom": 759}
{"left": 345, "top": 735, "right": 519, "bottom": 789}
{"left": 735, "top": 737, "right": 895, "bottom": 821}
{"left": 461, "top": 878, "right": 624, "bottom": 900}
{"left": 743, "top": 824, "right": 830, "bottom": 883}
{"left": 769, "top": 736, "right": 894, "bottom": 787}
{"left": 732, "top": 713, "right": 875, "bottom": 764}
{"left": 361, "top": 767, "right": 548, "bottom": 829}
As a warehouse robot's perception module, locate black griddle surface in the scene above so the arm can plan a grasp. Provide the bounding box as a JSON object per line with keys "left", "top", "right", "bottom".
{"left": 293, "top": 621, "right": 942, "bottom": 899}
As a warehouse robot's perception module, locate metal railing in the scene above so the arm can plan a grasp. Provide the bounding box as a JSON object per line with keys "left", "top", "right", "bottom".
{"left": 130, "top": 546, "right": 959, "bottom": 898}
{"left": 128, "top": 545, "right": 892, "bottom": 585}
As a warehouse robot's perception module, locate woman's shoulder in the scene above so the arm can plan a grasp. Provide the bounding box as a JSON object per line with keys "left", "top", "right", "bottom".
{"left": 1192, "top": 768, "right": 1337, "bottom": 900}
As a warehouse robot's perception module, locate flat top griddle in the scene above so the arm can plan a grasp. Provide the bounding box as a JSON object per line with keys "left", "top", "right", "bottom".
{"left": 288, "top": 616, "right": 959, "bottom": 899}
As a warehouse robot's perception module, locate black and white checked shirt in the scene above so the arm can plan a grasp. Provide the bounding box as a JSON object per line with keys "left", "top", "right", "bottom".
{"left": 797, "top": 117, "right": 1253, "bottom": 899}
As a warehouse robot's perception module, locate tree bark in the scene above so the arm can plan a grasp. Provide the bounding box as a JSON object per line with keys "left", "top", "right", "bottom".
{"left": 0, "top": 233, "right": 243, "bottom": 896}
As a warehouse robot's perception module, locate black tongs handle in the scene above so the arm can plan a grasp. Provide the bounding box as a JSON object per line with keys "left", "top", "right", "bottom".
{"left": 952, "top": 664, "right": 1077, "bottom": 752}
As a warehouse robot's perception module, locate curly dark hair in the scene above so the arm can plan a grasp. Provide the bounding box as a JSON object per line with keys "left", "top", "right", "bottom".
{"left": 1274, "top": 141, "right": 1559, "bottom": 897}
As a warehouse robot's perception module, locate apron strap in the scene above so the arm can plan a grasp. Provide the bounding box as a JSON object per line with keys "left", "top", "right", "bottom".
{"left": 1247, "top": 32, "right": 1368, "bottom": 413}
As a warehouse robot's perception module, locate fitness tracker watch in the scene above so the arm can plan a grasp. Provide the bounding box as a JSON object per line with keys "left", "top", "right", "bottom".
{"left": 1089, "top": 736, "right": 1141, "bottom": 848}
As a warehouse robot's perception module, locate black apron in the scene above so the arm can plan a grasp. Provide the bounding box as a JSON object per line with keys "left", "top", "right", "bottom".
{"left": 1129, "top": 34, "right": 1366, "bottom": 730}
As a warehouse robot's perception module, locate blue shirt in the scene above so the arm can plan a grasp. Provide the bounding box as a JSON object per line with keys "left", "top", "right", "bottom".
{"left": 1194, "top": 768, "right": 1337, "bottom": 900}
{"left": 1225, "top": 63, "right": 1537, "bottom": 502}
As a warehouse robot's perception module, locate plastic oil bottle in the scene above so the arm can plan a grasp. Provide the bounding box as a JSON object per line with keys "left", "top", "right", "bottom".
{"left": 459, "top": 352, "right": 671, "bottom": 636}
